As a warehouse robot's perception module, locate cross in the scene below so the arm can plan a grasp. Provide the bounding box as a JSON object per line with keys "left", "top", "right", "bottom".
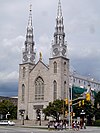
{"left": 30, "top": 4, "right": 32, "bottom": 11}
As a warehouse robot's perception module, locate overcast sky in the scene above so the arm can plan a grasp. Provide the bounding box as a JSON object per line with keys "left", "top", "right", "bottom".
{"left": 0, "top": 0, "right": 100, "bottom": 95}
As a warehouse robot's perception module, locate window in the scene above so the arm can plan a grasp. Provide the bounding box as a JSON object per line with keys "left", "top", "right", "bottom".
{"left": 64, "top": 81, "right": 66, "bottom": 99}
{"left": 23, "top": 67, "right": 26, "bottom": 78}
{"left": 64, "top": 62, "right": 66, "bottom": 72}
{"left": 73, "top": 78, "right": 76, "bottom": 83}
{"left": 35, "top": 77, "right": 44, "bottom": 100}
{"left": 22, "top": 84, "right": 25, "bottom": 102}
{"left": 54, "top": 62, "right": 57, "bottom": 73}
{"left": 84, "top": 81, "right": 86, "bottom": 85}
{"left": 53, "top": 80, "right": 57, "bottom": 101}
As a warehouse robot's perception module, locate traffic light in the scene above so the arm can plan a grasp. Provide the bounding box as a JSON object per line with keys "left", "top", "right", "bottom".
{"left": 70, "top": 101, "right": 72, "bottom": 106}
{"left": 86, "top": 93, "right": 90, "bottom": 101}
{"left": 82, "top": 100, "right": 84, "bottom": 105}
{"left": 73, "top": 112, "right": 75, "bottom": 117}
{"left": 79, "top": 101, "right": 81, "bottom": 107}
{"left": 36, "top": 109, "right": 41, "bottom": 120}
{"left": 65, "top": 98, "right": 68, "bottom": 105}
{"left": 65, "top": 111, "right": 68, "bottom": 116}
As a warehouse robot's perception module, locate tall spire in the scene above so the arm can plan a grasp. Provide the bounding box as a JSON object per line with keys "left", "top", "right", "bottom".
{"left": 56, "top": 0, "right": 64, "bottom": 34}
{"left": 52, "top": 0, "right": 67, "bottom": 58}
{"left": 26, "top": 4, "right": 33, "bottom": 43}
{"left": 28, "top": 4, "right": 32, "bottom": 29}
{"left": 57, "top": 0, "right": 62, "bottom": 18}
{"left": 22, "top": 4, "right": 36, "bottom": 64}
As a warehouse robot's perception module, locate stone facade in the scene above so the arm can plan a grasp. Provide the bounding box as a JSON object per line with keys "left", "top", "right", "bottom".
{"left": 18, "top": 0, "right": 69, "bottom": 120}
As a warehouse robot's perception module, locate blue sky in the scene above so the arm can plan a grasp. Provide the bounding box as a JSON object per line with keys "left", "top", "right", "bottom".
{"left": 0, "top": 0, "right": 100, "bottom": 96}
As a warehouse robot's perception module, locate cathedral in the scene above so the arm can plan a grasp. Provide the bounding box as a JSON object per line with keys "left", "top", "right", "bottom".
{"left": 18, "top": 0, "right": 69, "bottom": 120}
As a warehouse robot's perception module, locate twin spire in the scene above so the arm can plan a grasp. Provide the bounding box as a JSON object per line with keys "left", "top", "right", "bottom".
{"left": 57, "top": 0, "right": 62, "bottom": 18}
{"left": 27, "top": 4, "right": 32, "bottom": 29}
{"left": 52, "top": 0, "right": 67, "bottom": 57}
{"left": 22, "top": 0, "right": 67, "bottom": 64}
{"left": 22, "top": 4, "right": 35, "bottom": 64}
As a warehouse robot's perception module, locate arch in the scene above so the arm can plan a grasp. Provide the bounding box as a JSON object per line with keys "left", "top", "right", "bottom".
{"left": 35, "top": 77, "right": 44, "bottom": 100}
{"left": 22, "top": 84, "right": 25, "bottom": 102}
{"left": 23, "top": 67, "right": 26, "bottom": 78}
{"left": 64, "top": 62, "right": 66, "bottom": 72}
{"left": 64, "top": 81, "right": 66, "bottom": 99}
{"left": 54, "top": 61, "right": 57, "bottom": 73}
{"left": 53, "top": 80, "right": 57, "bottom": 101}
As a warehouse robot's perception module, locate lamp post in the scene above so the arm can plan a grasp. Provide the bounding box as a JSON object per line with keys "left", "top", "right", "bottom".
{"left": 68, "top": 83, "right": 73, "bottom": 129}
{"left": 36, "top": 109, "right": 41, "bottom": 126}
{"left": 71, "top": 87, "right": 73, "bottom": 128}
{"left": 68, "top": 86, "right": 71, "bottom": 129}
{"left": 62, "top": 99, "right": 65, "bottom": 123}
{"left": 69, "top": 72, "right": 75, "bottom": 129}
{"left": 19, "top": 109, "right": 25, "bottom": 125}
{"left": 6, "top": 112, "right": 10, "bottom": 120}
{"left": 39, "top": 110, "right": 41, "bottom": 126}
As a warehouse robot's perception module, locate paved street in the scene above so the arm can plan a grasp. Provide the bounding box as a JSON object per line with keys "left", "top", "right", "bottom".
{"left": 0, "top": 126, "right": 100, "bottom": 133}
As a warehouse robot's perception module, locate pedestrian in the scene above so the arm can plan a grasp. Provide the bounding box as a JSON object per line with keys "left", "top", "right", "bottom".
{"left": 76, "top": 121, "right": 80, "bottom": 131}
{"left": 48, "top": 122, "right": 50, "bottom": 130}
{"left": 59, "top": 121, "right": 63, "bottom": 130}
{"left": 83, "top": 121, "right": 86, "bottom": 129}
{"left": 54, "top": 121, "right": 58, "bottom": 130}
{"left": 72, "top": 121, "right": 76, "bottom": 130}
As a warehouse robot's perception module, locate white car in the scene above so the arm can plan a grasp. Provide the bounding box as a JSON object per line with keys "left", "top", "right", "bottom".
{"left": 0, "top": 120, "right": 15, "bottom": 126}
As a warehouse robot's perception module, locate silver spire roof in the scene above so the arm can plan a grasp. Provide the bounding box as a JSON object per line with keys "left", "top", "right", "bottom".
{"left": 57, "top": 0, "right": 62, "bottom": 18}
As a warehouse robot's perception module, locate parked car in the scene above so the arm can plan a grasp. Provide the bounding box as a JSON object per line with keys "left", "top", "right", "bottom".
{"left": 0, "top": 120, "right": 15, "bottom": 126}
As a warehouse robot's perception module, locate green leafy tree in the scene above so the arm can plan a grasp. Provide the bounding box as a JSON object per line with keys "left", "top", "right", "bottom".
{"left": 0, "top": 100, "right": 17, "bottom": 120}
{"left": 94, "top": 91, "right": 100, "bottom": 120}
{"left": 73, "top": 100, "right": 95, "bottom": 125}
{"left": 43, "top": 99, "right": 67, "bottom": 121}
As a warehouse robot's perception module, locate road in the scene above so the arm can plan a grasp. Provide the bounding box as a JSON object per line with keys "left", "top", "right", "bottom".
{"left": 0, "top": 126, "right": 100, "bottom": 133}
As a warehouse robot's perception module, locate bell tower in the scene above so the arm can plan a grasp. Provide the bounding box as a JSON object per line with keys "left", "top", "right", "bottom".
{"left": 18, "top": 4, "right": 36, "bottom": 120}
{"left": 49, "top": 0, "right": 69, "bottom": 100}
{"left": 52, "top": 0, "right": 67, "bottom": 58}
{"left": 22, "top": 4, "right": 36, "bottom": 64}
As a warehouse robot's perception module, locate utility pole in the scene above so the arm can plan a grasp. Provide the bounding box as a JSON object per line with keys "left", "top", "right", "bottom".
{"left": 63, "top": 99, "right": 65, "bottom": 123}
{"left": 68, "top": 87, "right": 70, "bottom": 129}
{"left": 70, "top": 85, "right": 73, "bottom": 127}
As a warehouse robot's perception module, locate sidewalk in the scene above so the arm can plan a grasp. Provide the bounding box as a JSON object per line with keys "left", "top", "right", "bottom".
{"left": 14, "top": 120, "right": 100, "bottom": 132}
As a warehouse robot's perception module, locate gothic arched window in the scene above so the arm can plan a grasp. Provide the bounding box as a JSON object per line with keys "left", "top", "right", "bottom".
{"left": 35, "top": 77, "right": 44, "bottom": 100}
{"left": 64, "top": 62, "right": 66, "bottom": 72}
{"left": 23, "top": 67, "right": 26, "bottom": 78}
{"left": 54, "top": 62, "right": 57, "bottom": 73}
{"left": 53, "top": 80, "right": 57, "bottom": 101}
{"left": 64, "top": 81, "right": 66, "bottom": 99}
{"left": 22, "top": 84, "right": 25, "bottom": 102}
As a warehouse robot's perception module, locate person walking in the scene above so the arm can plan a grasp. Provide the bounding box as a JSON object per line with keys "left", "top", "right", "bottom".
{"left": 48, "top": 122, "right": 50, "bottom": 130}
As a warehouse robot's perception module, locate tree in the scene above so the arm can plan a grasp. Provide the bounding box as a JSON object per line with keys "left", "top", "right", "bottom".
{"left": 0, "top": 100, "right": 17, "bottom": 120}
{"left": 43, "top": 99, "right": 67, "bottom": 121}
{"left": 73, "top": 100, "right": 95, "bottom": 125}
{"left": 94, "top": 91, "right": 100, "bottom": 120}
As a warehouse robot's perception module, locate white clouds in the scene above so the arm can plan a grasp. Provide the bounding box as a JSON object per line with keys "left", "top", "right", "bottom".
{"left": 35, "top": 34, "right": 50, "bottom": 62}
{"left": 0, "top": 71, "right": 18, "bottom": 82}
{"left": 0, "top": 0, "right": 100, "bottom": 94}
{"left": 0, "top": 36, "right": 24, "bottom": 61}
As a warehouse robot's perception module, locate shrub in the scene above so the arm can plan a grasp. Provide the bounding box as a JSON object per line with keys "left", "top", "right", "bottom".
{"left": 93, "top": 120, "right": 100, "bottom": 126}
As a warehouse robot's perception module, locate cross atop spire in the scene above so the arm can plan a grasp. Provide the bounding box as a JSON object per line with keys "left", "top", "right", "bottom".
{"left": 57, "top": 0, "right": 62, "bottom": 18}
{"left": 30, "top": 4, "right": 32, "bottom": 12}
{"left": 28, "top": 4, "right": 32, "bottom": 28}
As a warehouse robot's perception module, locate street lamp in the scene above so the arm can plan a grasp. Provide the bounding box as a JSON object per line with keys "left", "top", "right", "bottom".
{"left": 19, "top": 109, "right": 25, "bottom": 125}
{"left": 36, "top": 109, "right": 41, "bottom": 126}
{"left": 6, "top": 112, "right": 10, "bottom": 120}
